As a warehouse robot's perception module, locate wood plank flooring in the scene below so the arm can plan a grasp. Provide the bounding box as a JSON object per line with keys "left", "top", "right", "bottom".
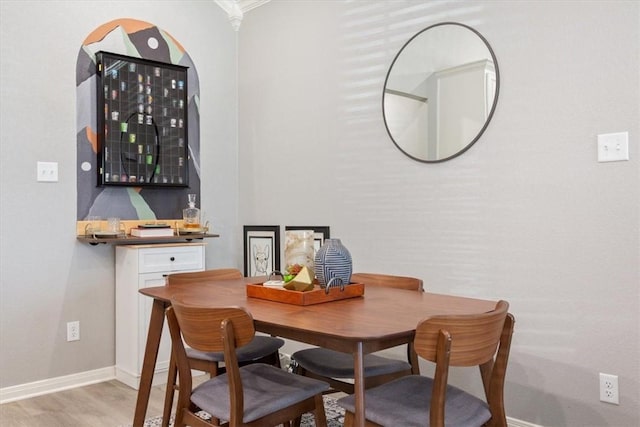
{"left": 0, "top": 379, "right": 174, "bottom": 427}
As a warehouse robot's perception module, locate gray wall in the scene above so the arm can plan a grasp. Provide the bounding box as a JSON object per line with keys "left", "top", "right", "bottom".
{"left": 0, "top": 0, "right": 238, "bottom": 386}
{"left": 238, "top": 1, "right": 639, "bottom": 426}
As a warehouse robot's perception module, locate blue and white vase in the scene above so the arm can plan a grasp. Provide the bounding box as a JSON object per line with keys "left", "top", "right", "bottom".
{"left": 314, "top": 238, "right": 352, "bottom": 288}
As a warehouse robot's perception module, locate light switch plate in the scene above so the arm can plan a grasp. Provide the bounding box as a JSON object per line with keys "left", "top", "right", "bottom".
{"left": 598, "top": 132, "right": 629, "bottom": 162}
{"left": 37, "top": 161, "right": 58, "bottom": 182}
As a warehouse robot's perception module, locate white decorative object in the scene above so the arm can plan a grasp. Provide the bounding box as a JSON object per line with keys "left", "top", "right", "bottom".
{"left": 284, "top": 230, "right": 315, "bottom": 275}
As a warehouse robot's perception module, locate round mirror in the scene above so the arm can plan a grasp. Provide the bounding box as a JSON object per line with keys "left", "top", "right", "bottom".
{"left": 383, "top": 22, "right": 499, "bottom": 162}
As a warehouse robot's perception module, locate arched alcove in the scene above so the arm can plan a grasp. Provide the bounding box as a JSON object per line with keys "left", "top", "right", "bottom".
{"left": 76, "top": 18, "right": 200, "bottom": 220}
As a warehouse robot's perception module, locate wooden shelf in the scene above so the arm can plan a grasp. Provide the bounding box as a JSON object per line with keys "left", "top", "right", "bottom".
{"left": 77, "top": 233, "right": 219, "bottom": 246}
{"left": 76, "top": 219, "right": 218, "bottom": 246}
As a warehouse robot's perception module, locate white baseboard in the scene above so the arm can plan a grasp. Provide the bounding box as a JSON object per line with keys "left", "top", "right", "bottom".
{"left": 508, "top": 416, "right": 544, "bottom": 427}
{"left": 0, "top": 366, "right": 115, "bottom": 404}
{"left": 115, "top": 365, "right": 168, "bottom": 390}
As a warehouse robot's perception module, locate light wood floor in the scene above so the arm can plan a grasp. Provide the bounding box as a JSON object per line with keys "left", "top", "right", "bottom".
{"left": 0, "top": 379, "right": 178, "bottom": 427}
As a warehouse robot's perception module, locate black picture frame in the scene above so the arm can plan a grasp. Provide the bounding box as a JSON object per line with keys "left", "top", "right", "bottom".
{"left": 285, "top": 226, "right": 330, "bottom": 254}
{"left": 96, "top": 51, "right": 189, "bottom": 187}
{"left": 243, "top": 225, "right": 281, "bottom": 277}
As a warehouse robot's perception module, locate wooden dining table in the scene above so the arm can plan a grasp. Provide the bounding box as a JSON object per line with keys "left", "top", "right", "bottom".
{"left": 133, "top": 276, "right": 497, "bottom": 427}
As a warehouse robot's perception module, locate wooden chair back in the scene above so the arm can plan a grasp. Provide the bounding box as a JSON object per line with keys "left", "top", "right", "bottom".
{"left": 162, "top": 270, "right": 243, "bottom": 426}
{"left": 170, "top": 301, "right": 255, "bottom": 353}
{"left": 414, "top": 300, "right": 514, "bottom": 427}
{"left": 350, "top": 272, "right": 423, "bottom": 292}
{"left": 166, "top": 302, "right": 256, "bottom": 426}
{"left": 166, "top": 268, "right": 243, "bottom": 286}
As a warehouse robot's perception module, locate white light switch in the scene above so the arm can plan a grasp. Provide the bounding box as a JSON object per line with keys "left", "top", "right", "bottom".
{"left": 598, "top": 132, "right": 629, "bottom": 162}
{"left": 37, "top": 161, "right": 58, "bottom": 182}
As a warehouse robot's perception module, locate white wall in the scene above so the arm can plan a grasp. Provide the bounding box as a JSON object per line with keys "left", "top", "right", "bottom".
{"left": 238, "top": 1, "right": 639, "bottom": 426}
{"left": 0, "top": 0, "right": 238, "bottom": 388}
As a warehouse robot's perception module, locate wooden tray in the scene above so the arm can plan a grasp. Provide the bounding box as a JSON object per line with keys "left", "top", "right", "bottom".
{"left": 246, "top": 282, "right": 364, "bottom": 306}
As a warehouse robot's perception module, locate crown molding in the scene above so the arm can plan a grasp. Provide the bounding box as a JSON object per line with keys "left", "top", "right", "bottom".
{"left": 238, "top": 0, "right": 271, "bottom": 13}
{"left": 214, "top": 0, "right": 271, "bottom": 31}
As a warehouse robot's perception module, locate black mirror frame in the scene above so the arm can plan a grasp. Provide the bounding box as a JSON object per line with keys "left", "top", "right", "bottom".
{"left": 382, "top": 22, "right": 500, "bottom": 163}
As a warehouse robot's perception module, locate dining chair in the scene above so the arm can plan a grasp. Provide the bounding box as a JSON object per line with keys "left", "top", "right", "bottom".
{"left": 162, "top": 268, "right": 285, "bottom": 426}
{"left": 337, "top": 300, "right": 514, "bottom": 427}
{"left": 166, "top": 300, "right": 330, "bottom": 427}
{"left": 291, "top": 273, "right": 424, "bottom": 395}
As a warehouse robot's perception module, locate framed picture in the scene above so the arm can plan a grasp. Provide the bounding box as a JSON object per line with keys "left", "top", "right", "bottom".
{"left": 243, "top": 226, "right": 281, "bottom": 277}
{"left": 96, "top": 51, "right": 189, "bottom": 187}
{"left": 285, "top": 226, "right": 330, "bottom": 254}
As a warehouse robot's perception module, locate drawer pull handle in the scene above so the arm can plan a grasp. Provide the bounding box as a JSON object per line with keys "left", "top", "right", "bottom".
{"left": 170, "top": 257, "right": 175, "bottom": 261}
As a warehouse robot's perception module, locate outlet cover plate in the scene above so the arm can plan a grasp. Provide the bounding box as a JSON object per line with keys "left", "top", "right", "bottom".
{"left": 599, "top": 373, "right": 619, "bottom": 404}
{"left": 598, "top": 132, "right": 629, "bottom": 162}
{"left": 67, "top": 321, "right": 80, "bottom": 342}
{"left": 37, "top": 161, "right": 59, "bottom": 182}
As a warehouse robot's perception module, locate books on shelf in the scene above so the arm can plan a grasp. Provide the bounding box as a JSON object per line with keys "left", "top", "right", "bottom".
{"left": 130, "top": 226, "right": 175, "bottom": 238}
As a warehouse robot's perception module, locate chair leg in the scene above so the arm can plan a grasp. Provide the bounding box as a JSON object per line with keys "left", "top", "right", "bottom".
{"left": 343, "top": 411, "right": 355, "bottom": 427}
{"left": 207, "top": 363, "right": 221, "bottom": 426}
{"left": 312, "top": 393, "right": 328, "bottom": 427}
{"left": 173, "top": 408, "right": 185, "bottom": 427}
{"left": 162, "top": 354, "right": 178, "bottom": 427}
{"left": 257, "top": 350, "right": 281, "bottom": 368}
{"left": 407, "top": 342, "right": 420, "bottom": 375}
{"left": 273, "top": 350, "right": 282, "bottom": 369}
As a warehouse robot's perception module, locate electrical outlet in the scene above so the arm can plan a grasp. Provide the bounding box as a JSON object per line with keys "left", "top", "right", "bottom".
{"left": 67, "top": 321, "right": 80, "bottom": 342}
{"left": 599, "top": 373, "right": 619, "bottom": 404}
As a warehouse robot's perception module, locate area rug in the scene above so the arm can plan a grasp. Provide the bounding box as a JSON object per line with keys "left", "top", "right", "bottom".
{"left": 138, "top": 395, "right": 344, "bottom": 427}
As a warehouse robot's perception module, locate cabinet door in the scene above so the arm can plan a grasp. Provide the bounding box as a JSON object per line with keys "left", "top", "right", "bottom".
{"left": 115, "top": 243, "right": 205, "bottom": 389}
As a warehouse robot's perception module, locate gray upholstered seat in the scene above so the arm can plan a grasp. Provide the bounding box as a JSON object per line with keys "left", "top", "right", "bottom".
{"left": 292, "top": 348, "right": 411, "bottom": 378}
{"left": 192, "top": 363, "right": 329, "bottom": 423}
{"left": 186, "top": 335, "right": 284, "bottom": 363}
{"left": 337, "top": 375, "right": 491, "bottom": 427}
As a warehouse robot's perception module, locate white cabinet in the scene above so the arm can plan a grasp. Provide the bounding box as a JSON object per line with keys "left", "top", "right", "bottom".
{"left": 115, "top": 243, "right": 205, "bottom": 389}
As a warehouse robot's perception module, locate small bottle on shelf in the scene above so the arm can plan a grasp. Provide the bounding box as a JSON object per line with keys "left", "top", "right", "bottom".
{"left": 182, "top": 194, "right": 200, "bottom": 229}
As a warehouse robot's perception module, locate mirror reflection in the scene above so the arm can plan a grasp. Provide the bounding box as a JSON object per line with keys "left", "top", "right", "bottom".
{"left": 383, "top": 22, "right": 499, "bottom": 162}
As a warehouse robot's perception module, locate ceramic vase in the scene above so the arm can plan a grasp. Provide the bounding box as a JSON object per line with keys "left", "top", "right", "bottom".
{"left": 314, "top": 238, "right": 352, "bottom": 287}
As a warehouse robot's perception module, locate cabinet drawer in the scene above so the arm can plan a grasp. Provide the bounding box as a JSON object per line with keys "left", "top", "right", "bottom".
{"left": 138, "top": 245, "right": 204, "bottom": 273}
